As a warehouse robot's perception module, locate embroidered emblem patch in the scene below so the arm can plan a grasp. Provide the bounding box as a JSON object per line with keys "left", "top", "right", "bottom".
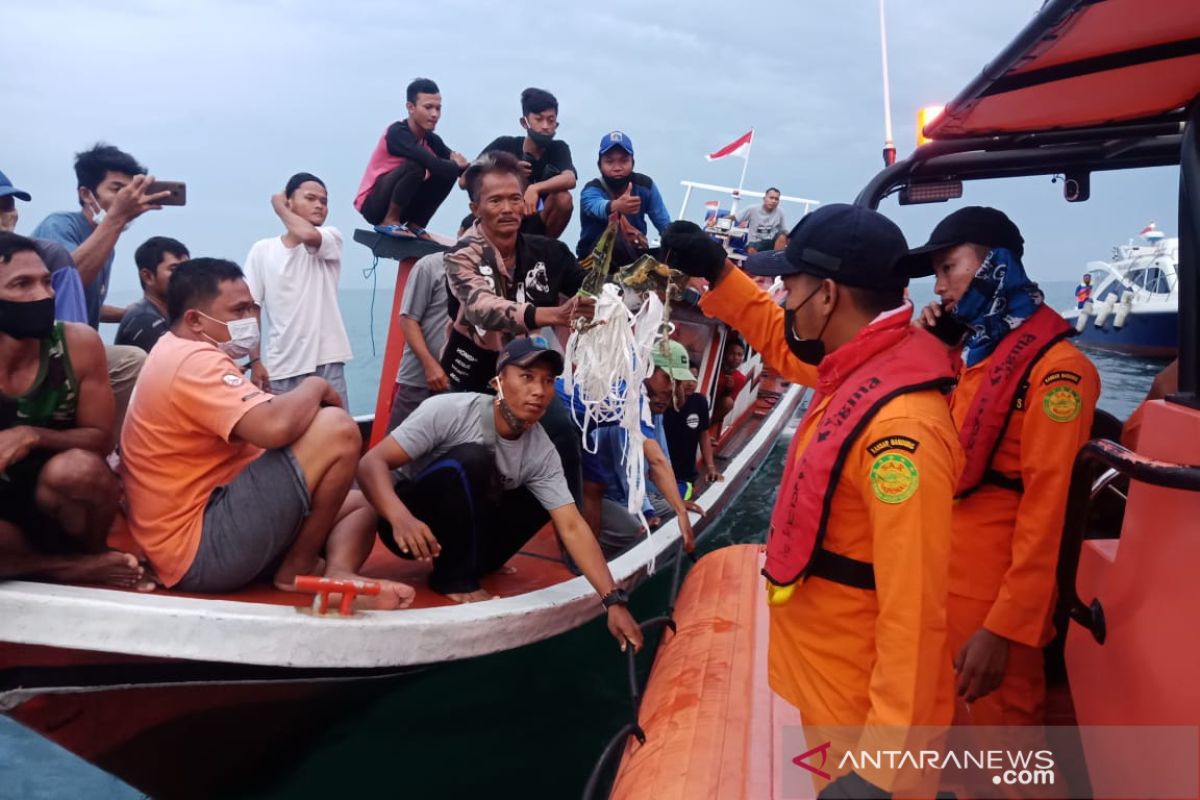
{"left": 222, "top": 373, "right": 244, "bottom": 387}
{"left": 870, "top": 453, "right": 919, "bottom": 504}
{"left": 1043, "top": 386, "right": 1082, "bottom": 422}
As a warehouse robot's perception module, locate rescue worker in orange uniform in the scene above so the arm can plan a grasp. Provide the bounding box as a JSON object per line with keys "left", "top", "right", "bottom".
{"left": 908, "top": 207, "right": 1100, "bottom": 726}
{"left": 662, "top": 205, "right": 962, "bottom": 798}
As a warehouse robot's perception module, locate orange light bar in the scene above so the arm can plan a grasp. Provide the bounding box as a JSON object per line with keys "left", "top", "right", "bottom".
{"left": 916, "top": 105, "right": 945, "bottom": 147}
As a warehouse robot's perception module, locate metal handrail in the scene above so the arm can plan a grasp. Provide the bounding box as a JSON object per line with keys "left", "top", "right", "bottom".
{"left": 1058, "top": 439, "right": 1200, "bottom": 644}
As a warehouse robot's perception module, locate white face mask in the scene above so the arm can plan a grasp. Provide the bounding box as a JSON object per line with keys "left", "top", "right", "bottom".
{"left": 199, "top": 312, "right": 260, "bottom": 359}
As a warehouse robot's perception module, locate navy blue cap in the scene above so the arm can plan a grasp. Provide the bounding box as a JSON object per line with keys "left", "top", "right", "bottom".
{"left": 903, "top": 206, "right": 1024, "bottom": 278}
{"left": 744, "top": 203, "right": 911, "bottom": 290}
{"left": 0, "top": 170, "right": 31, "bottom": 202}
{"left": 598, "top": 131, "right": 634, "bottom": 157}
{"left": 496, "top": 337, "right": 564, "bottom": 375}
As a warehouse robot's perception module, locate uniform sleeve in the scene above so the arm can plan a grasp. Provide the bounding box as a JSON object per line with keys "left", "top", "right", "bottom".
{"left": 312, "top": 226, "right": 342, "bottom": 261}
{"left": 444, "top": 242, "right": 532, "bottom": 335}
{"left": 645, "top": 182, "right": 672, "bottom": 235}
{"left": 580, "top": 183, "right": 610, "bottom": 222}
{"left": 171, "top": 351, "right": 272, "bottom": 441}
{"left": 855, "top": 414, "right": 958, "bottom": 770}
{"left": 698, "top": 267, "right": 817, "bottom": 386}
{"left": 984, "top": 352, "right": 1100, "bottom": 647}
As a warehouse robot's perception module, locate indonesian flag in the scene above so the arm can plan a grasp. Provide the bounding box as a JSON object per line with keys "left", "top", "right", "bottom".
{"left": 706, "top": 129, "right": 753, "bottom": 161}
{"left": 1140, "top": 222, "right": 1157, "bottom": 236}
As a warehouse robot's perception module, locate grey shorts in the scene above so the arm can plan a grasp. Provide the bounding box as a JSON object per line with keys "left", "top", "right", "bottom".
{"left": 598, "top": 498, "right": 645, "bottom": 559}
{"left": 270, "top": 362, "right": 349, "bottom": 411}
{"left": 175, "top": 448, "right": 311, "bottom": 593}
{"left": 387, "top": 383, "right": 433, "bottom": 432}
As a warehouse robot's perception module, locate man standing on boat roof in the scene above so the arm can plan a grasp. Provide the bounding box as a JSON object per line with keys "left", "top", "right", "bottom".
{"left": 576, "top": 131, "right": 672, "bottom": 260}
{"left": 357, "top": 339, "right": 646, "bottom": 652}
{"left": 0, "top": 233, "right": 152, "bottom": 590}
{"left": 661, "top": 207, "right": 962, "bottom": 798}
{"left": 442, "top": 151, "right": 594, "bottom": 507}
{"left": 738, "top": 187, "right": 789, "bottom": 255}
{"left": 119, "top": 258, "right": 414, "bottom": 608}
{"left": 354, "top": 78, "right": 468, "bottom": 239}
{"left": 910, "top": 207, "right": 1100, "bottom": 727}
{"left": 474, "top": 87, "right": 576, "bottom": 240}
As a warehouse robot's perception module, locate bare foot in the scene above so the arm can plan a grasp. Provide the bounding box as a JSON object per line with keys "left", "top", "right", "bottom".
{"left": 41, "top": 551, "right": 154, "bottom": 590}
{"left": 326, "top": 570, "right": 416, "bottom": 610}
{"left": 492, "top": 564, "right": 518, "bottom": 576}
{"left": 273, "top": 557, "right": 325, "bottom": 593}
{"left": 445, "top": 588, "right": 496, "bottom": 604}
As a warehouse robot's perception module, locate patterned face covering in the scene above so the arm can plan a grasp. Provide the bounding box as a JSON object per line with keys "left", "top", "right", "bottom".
{"left": 950, "top": 247, "right": 1044, "bottom": 366}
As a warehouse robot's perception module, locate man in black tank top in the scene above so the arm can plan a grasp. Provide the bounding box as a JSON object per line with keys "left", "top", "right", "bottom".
{"left": 0, "top": 232, "right": 152, "bottom": 589}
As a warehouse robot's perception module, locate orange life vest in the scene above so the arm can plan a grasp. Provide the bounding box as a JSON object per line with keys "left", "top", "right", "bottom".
{"left": 763, "top": 316, "right": 957, "bottom": 589}
{"left": 955, "top": 305, "right": 1073, "bottom": 496}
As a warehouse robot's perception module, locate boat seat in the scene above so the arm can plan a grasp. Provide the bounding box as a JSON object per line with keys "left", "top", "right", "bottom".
{"left": 351, "top": 229, "right": 447, "bottom": 261}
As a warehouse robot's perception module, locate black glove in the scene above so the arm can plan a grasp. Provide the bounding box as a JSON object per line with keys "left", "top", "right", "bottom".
{"left": 817, "top": 771, "right": 892, "bottom": 799}
{"left": 660, "top": 220, "right": 729, "bottom": 283}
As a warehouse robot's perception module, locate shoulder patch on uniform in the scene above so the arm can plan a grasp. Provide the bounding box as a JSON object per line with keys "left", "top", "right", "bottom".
{"left": 1043, "top": 385, "right": 1082, "bottom": 423}
{"left": 222, "top": 373, "right": 244, "bottom": 387}
{"left": 869, "top": 453, "right": 919, "bottom": 504}
{"left": 866, "top": 435, "right": 920, "bottom": 457}
{"left": 1043, "top": 370, "right": 1083, "bottom": 385}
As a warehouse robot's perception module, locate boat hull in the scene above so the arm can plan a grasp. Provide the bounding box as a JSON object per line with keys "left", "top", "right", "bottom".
{"left": 1062, "top": 307, "right": 1177, "bottom": 357}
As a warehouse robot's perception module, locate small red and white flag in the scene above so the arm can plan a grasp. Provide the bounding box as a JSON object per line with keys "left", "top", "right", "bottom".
{"left": 706, "top": 129, "right": 753, "bottom": 161}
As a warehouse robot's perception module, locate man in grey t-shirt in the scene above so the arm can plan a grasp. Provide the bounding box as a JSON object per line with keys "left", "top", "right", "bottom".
{"left": 357, "top": 339, "right": 646, "bottom": 654}
{"left": 737, "top": 187, "right": 788, "bottom": 254}
{"left": 388, "top": 252, "right": 451, "bottom": 429}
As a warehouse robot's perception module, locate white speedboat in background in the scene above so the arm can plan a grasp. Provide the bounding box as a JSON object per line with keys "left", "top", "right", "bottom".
{"left": 1063, "top": 223, "right": 1178, "bottom": 357}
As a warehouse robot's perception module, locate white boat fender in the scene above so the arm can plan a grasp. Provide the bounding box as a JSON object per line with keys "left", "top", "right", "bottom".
{"left": 1075, "top": 300, "right": 1092, "bottom": 333}
{"left": 1113, "top": 291, "right": 1134, "bottom": 329}
{"left": 1093, "top": 295, "right": 1116, "bottom": 328}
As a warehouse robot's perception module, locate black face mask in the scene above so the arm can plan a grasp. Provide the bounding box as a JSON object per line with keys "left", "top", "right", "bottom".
{"left": 783, "top": 284, "right": 832, "bottom": 366}
{"left": 0, "top": 297, "right": 55, "bottom": 340}
{"left": 526, "top": 128, "right": 555, "bottom": 148}
{"left": 603, "top": 174, "right": 632, "bottom": 195}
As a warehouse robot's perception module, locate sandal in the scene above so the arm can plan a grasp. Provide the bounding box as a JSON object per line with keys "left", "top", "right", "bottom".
{"left": 373, "top": 223, "right": 416, "bottom": 239}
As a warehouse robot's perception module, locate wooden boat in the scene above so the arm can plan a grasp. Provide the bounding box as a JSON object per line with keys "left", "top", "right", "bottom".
{"left": 0, "top": 227, "right": 808, "bottom": 795}
{"left": 604, "top": 1, "right": 1200, "bottom": 796}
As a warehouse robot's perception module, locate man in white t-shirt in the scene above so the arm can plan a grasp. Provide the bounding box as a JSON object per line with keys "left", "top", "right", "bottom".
{"left": 244, "top": 172, "right": 353, "bottom": 408}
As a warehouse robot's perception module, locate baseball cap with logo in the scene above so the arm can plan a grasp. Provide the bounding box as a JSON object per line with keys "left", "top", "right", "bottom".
{"left": 0, "top": 170, "right": 31, "bottom": 202}
{"left": 744, "top": 203, "right": 911, "bottom": 291}
{"left": 652, "top": 339, "right": 693, "bottom": 382}
{"left": 598, "top": 131, "right": 634, "bottom": 157}
{"left": 496, "top": 337, "right": 564, "bottom": 375}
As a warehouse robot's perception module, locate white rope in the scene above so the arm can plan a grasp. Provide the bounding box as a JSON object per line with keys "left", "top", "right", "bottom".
{"left": 563, "top": 286, "right": 667, "bottom": 573}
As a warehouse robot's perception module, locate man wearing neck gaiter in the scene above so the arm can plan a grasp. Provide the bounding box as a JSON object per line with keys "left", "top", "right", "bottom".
{"left": 909, "top": 206, "right": 1100, "bottom": 727}
{"left": 662, "top": 207, "right": 962, "bottom": 799}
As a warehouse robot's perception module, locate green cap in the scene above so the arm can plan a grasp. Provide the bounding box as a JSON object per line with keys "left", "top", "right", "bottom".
{"left": 653, "top": 339, "right": 693, "bottom": 382}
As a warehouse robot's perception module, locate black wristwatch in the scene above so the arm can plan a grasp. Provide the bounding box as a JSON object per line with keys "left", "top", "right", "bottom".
{"left": 601, "top": 588, "right": 630, "bottom": 609}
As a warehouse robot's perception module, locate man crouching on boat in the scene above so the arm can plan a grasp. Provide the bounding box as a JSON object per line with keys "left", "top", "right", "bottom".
{"left": 120, "top": 258, "right": 414, "bottom": 608}
{"left": 357, "top": 339, "right": 645, "bottom": 649}
{"left": 0, "top": 233, "right": 152, "bottom": 589}
{"left": 661, "top": 207, "right": 961, "bottom": 798}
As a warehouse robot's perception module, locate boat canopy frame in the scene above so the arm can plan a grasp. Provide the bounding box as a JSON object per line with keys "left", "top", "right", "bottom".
{"left": 857, "top": 102, "right": 1199, "bottom": 412}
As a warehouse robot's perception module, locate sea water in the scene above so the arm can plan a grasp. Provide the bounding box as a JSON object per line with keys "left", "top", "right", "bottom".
{"left": 106, "top": 280, "right": 1167, "bottom": 798}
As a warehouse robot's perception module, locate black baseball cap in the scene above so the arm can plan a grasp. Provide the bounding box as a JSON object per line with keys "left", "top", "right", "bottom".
{"left": 744, "top": 203, "right": 911, "bottom": 291}
{"left": 496, "top": 337, "right": 564, "bottom": 375}
{"left": 904, "top": 206, "right": 1024, "bottom": 278}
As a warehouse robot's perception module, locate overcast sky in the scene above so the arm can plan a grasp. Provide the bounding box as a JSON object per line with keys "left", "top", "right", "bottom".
{"left": 3, "top": 0, "right": 1179, "bottom": 299}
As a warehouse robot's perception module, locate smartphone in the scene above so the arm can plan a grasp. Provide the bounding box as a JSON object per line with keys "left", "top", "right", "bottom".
{"left": 146, "top": 180, "right": 187, "bottom": 206}
{"left": 929, "top": 308, "right": 969, "bottom": 345}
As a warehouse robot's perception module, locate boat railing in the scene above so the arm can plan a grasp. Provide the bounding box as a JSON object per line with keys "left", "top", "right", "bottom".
{"left": 1057, "top": 438, "right": 1200, "bottom": 645}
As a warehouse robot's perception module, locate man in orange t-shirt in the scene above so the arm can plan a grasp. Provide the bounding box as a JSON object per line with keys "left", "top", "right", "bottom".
{"left": 120, "top": 257, "right": 413, "bottom": 607}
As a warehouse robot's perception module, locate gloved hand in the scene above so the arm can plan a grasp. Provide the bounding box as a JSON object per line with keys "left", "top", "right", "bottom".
{"left": 817, "top": 771, "right": 892, "bottom": 799}
{"left": 660, "top": 220, "right": 729, "bottom": 283}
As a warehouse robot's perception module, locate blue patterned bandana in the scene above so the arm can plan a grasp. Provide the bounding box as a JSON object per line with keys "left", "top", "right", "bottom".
{"left": 951, "top": 247, "right": 1044, "bottom": 367}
